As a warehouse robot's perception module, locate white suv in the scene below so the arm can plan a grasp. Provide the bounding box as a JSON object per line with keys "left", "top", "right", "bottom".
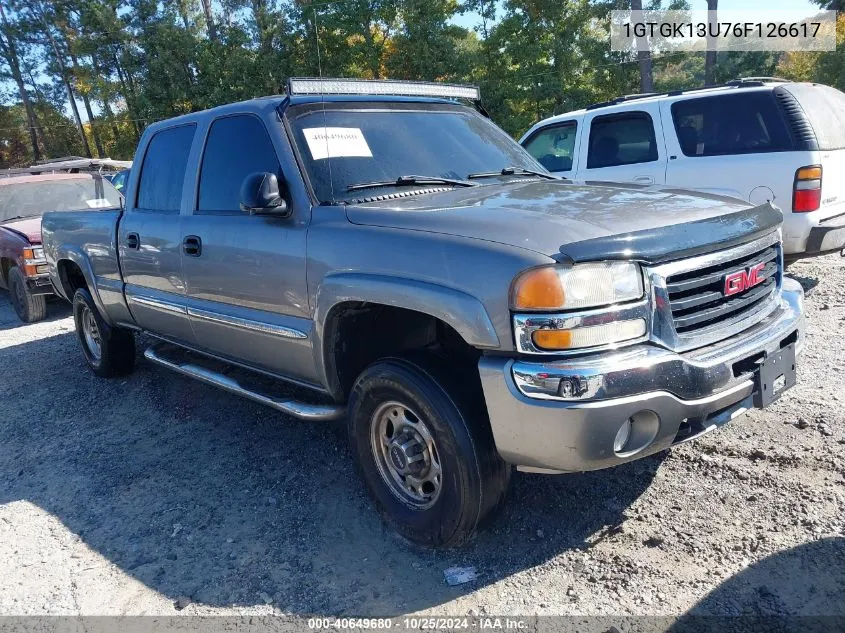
{"left": 520, "top": 78, "right": 845, "bottom": 260}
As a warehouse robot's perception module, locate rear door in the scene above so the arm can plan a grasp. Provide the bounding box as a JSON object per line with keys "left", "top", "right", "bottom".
{"left": 180, "top": 112, "right": 315, "bottom": 384}
{"left": 575, "top": 105, "right": 667, "bottom": 185}
{"left": 118, "top": 124, "right": 196, "bottom": 344}
{"left": 663, "top": 90, "right": 797, "bottom": 207}
{"left": 521, "top": 119, "right": 581, "bottom": 176}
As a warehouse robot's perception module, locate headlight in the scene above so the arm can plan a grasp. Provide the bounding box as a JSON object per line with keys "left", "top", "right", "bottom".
{"left": 512, "top": 262, "right": 643, "bottom": 311}
{"left": 32, "top": 246, "right": 44, "bottom": 260}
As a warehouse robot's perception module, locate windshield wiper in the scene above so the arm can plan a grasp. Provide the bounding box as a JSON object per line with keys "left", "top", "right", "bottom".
{"left": 0, "top": 215, "right": 35, "bottom": 223}
{"left": 346, "top": 175, "right": 477, "bottom": 193}
{"left": 466, "top": 166, "right": 558, "bottom": 181}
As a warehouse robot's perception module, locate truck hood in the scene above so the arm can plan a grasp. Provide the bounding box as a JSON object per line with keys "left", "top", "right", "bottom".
{"left": 0, "top": 216, "right": 41, "bottom": 244}
{"left": 345, "top": 181, "right": 782, "bottom": 264}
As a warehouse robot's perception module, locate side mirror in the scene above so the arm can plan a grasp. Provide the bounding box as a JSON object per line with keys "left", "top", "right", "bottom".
{"left": 240, "top": 172, "right": 290, "bottom": 217}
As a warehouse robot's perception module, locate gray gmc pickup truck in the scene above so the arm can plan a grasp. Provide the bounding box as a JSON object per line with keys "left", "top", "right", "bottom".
{"left": 42, "top": 79, "right": 805, "bottom": 547}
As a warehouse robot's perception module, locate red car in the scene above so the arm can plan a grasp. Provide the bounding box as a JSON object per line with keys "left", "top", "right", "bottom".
{"left": 0, "top": 173, "right": 122, "bottom": 322}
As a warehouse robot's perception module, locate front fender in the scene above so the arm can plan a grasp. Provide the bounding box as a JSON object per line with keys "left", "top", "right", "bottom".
{"left": 312, "top": 272, "right": 500, "bottom": 398}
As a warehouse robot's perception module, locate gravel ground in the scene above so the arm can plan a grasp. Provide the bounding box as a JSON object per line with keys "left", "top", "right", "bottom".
{"left": 0, "top": 255, "right": 843, "bottom": 621}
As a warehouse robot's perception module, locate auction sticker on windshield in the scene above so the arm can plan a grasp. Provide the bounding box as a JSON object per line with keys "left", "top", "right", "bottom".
{"left": 303, "top": 127, "right": 372, "bottom": 160}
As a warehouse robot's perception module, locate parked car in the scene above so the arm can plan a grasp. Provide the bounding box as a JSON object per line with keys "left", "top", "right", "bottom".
{"left": 0, "top": 172, "right": 122, "bottom": 322}
{"left": 43, "top": 78, "right": 804, "bottom": 547}
{"left": 105, "top": 169, "right": 130, "bottom": 192}
{"left": 520, "top": 78, "right": 845, "bottom": 262}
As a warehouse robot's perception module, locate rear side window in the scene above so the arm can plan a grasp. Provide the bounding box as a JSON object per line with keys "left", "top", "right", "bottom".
{"left": 198, "top": 114, "right": 281, "bottom": 213}
{"left": 587, "top": 112, "right": 657, "bottom": 169}
{"left": 136, "top": 124, "right": 195, "bottom": 212}
{"left": 671, "top": 92, "right": 791, "bottom": 157}
{"left": 780, "top": 83, "right": 845, "bottom": 151}
{"left": 523, "top": 122, "right": 577, "bottom": 172}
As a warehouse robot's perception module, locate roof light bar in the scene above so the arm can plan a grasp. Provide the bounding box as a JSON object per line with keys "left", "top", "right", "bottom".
{"left": 287, "top": 77, "right": 480, "bottom": 101}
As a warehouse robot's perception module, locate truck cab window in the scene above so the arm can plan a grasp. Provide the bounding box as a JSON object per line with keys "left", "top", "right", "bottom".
{"left": 198, "top": 115, "right": 281, "bottom": 213}
{"left": 523, "top": 122, "right": 577, "bottom": 172}
{"left": 587, "top": 112, "right": 657, "bottom": 169}
{"left": 136, "top": 124, "right": 196, "bottom": 212}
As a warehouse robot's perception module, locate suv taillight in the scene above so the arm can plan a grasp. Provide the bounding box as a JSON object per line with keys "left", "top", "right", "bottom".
{"left": 793, "top": 165, "right": 822, "bottom": 212}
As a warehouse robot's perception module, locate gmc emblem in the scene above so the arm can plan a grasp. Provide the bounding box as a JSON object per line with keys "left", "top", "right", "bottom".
{"left": 724, "top": 262, "right": 766, "bottom": 296}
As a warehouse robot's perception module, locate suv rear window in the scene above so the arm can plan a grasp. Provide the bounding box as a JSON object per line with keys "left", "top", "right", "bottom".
{"left": 671, "top": 92, "right": 791, "bottom": 157}
{"left": 136, "top": 124, "right": 196, "bottom": 212}
{"left": 780, "top": 83, "right": 845, "bottom": 151}
{"left": 587, "top": 112, "right": 657, "bottom": 169}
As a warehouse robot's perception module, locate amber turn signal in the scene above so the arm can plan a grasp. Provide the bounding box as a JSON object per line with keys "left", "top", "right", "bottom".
{"left": 513, "top": 267, "right": 565, "bottom": 310}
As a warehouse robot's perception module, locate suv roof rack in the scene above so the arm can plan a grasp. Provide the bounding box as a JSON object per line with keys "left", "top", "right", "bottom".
{"left": 585, "top": 92, "right": 661, "bottom": 110}
{"left": 584, "top": 76, "right": 792, "bottom": 111}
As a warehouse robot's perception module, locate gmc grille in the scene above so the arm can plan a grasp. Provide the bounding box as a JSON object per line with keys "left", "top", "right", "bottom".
{"left": 665, "top": 244, "right": 780, "bottom": 335}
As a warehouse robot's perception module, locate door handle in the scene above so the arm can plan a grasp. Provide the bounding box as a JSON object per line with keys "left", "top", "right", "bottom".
{"left": 183, "top": 235, "right": 202, "bottom": 257}
{"left": 633, "top": 176, "right": 654, "bottom": 185}
{"left": 126, "top": 232, "right": 140, "bottom": 250}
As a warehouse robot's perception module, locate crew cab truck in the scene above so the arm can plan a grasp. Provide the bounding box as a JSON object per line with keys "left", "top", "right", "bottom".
{"left": 42, "top": 79, "right": 805, "bottom": 547}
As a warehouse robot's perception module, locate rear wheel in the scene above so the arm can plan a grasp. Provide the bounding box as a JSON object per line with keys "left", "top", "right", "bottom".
{"left": 8, "top": 266, "right": 47, "bottom": 323}
{"left": 348, "top": 355, "right": 510, "bottom": 548}
{"left": 73, "top": 288, "right": 136, "bottom": 377}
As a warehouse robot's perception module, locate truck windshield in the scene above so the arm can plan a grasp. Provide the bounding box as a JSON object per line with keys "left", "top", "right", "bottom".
{"left": 0, "top": 176, "right": 122, "bottom": 223}
{"left": 286, "top": 102, "right": 547, "bottom": 203}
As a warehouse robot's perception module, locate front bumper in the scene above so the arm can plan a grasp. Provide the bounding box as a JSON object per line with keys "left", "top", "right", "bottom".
{"left": 479, "top": 278, "right": 805, "bottom": 473}
{"left": 25, "top": 274, "right": 54, "bottom": 296}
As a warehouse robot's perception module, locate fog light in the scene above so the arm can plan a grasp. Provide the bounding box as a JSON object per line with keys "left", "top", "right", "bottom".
{"left": 613, "top": 410, "right": 661, "bottom": 457}
{"left": 614, "top": 418, "right": 632, "bottom": 453}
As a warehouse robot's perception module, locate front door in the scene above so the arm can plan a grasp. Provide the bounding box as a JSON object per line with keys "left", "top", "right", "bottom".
{"left": 575, "top": 106, "right": 667, "bottom": 186}
{"left": 180, "top": 113, "right": 315, "bottom": 385}
{"left": 119, "top": 123, "right": 196, "bottom": 344}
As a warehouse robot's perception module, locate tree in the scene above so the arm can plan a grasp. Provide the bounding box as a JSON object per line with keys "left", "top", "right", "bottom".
{"left": 704, "top": 0, "right": 717, "bottom": 85}
{"left": 631, "top": 0, "right": 654, "bottom": 92}
{"left": 0, "top": 2, "right": 41, "bottom": 160}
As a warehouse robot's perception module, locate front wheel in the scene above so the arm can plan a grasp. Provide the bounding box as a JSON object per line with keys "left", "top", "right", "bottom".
{"left": 348, "top": 355, "right": 510, "bottom": 548}
{"left": 73, "top": 288, "right": 136, "bottom": 377}
{"left": 8, "top": 267, "right": 47, "bottom": 323}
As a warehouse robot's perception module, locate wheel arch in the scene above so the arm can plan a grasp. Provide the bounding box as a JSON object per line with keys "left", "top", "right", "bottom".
{"left": 313, "top": 273, "right": 499, "bottom": 402}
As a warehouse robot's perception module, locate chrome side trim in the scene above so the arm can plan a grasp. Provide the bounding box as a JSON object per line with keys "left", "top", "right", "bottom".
{"left": 513, "top": 299, "right": 650, "bottom": 355}
{"left": 143, "top": 344, "right": 344, "bottom": 421}
{"left": 187, "top": 307, "right": 308, "bottom": 340}
{"left": 129, "top": 295, "right": 187, "bottom": 316}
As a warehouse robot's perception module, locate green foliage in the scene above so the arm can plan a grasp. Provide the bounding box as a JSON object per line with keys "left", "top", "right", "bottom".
{"left": 0, "top": 0, "right": 839, "bottom": 167}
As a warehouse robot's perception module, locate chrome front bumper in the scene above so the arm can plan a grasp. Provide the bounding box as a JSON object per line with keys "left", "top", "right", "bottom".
{"left": 479, "top": 278, "right": 805, "bottom": 473}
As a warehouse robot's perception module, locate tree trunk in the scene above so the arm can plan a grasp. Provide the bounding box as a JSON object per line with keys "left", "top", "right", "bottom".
{"left": 37, "top": 6, "right": 91, "bottom": 157}
{"left": 112, "top": 49, "right": 141, "bottom": 140}
{"left": 200, "top": 0, "right": 218, "bottom": 42}
{"left": 91, "top": 54, "right": 122, "bottom": 143}
{"left": 705, "top": 0, "right": 718, "bottom": 85}
{"left": 631, "top": 0, "right": 654, "bottom": 93}
{"left": 70, "top": 51, "right": 104, "bottom": 157}
{"left": 0, "top": 3, "right": 41, "bottom": 161}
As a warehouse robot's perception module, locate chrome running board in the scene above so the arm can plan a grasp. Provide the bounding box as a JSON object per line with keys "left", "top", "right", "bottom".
{"left": 143, "top": 344, "right": 346, "bottom": 422}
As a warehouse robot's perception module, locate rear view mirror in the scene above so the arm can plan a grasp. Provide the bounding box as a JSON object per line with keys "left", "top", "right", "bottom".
{"left": 240, "top": 172, "right": 290, "bottom": 217}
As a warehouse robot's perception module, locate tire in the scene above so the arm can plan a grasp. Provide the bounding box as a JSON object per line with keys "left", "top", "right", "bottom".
{"left": 73, "top": 288, "right": 136, "bottom": 377}
{"left": 8, "top": 266, "right": 47, "bottom": 323}
{"left": 348, "top": 355, "right": 511, "bottom": 548}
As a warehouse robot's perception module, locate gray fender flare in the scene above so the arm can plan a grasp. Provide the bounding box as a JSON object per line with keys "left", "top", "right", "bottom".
{"left": 55, "top": 246, "right": 112, "bottom": 325}
{"left": 312, "top": 273, "right": 500, "bottom": 399}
